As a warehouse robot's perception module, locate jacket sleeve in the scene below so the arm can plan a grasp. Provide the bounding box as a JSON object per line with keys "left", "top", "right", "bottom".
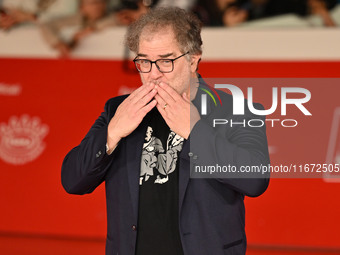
{"left": 188, "top": 103, "right": 270, "bottom": 198}
{"left": 61, "top": 97, "right": 121, "bottom": 195}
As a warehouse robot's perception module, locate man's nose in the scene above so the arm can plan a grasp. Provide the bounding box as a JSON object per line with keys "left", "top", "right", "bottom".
{"left": 149, "top": 62, "right": 162, "bottom": 80}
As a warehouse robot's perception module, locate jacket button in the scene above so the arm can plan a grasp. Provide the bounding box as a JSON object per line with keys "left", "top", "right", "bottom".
{"left": 96, "top": 150, "right": 102, "bottom": 158}
{"left": 188, "top": 152, "right": 194, "bottom": 157}
{"left": 193, "top": 155, "right": 198, "bottom": 160}
{"left": 132, "top": 225, "right": 137, "bottom": 231}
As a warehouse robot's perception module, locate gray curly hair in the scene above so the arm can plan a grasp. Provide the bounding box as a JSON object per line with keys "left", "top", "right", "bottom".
{"left": 125, "top": 7, "right": 203, "bottom": 56}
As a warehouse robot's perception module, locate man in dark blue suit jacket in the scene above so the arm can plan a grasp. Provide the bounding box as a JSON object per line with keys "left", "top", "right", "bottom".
{"left": 61, "top": 7, "right": 270, "bottom": 255}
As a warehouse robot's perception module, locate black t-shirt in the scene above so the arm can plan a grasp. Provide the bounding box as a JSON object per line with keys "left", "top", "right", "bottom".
{"left": 135, "top": 109, "right": 185, "bottom": 255}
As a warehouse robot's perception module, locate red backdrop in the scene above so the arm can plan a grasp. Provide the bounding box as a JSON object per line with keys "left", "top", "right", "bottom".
{"left": 1, "top": 58, "right": 340, "bottom": 249}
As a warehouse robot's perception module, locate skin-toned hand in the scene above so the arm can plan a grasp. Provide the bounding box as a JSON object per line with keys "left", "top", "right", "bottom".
{"left": 0, "top": 15, "right": 16, "bottom": 30}
{"left": 72, "top": 27, "right": 95, "bottom": 45}
{"left": 308, "top": 0, "right": 336, "bottom": 27}
{"left": 54, "top": 42, "right": 71, "bottom": 58}
{"left": 7, "top": 9, "right": 36, "bottom": 23}
{"left": 223, "top": 7, "right": 248, "bottom": 27}
{"left": 0, "top": 8, "right": 36, "bottom": 30}
{"left": 155, "top": 82, "right": 201, "bottom": 139}
{"left": 107, "top": 82, "right": 157, "bottom": 151}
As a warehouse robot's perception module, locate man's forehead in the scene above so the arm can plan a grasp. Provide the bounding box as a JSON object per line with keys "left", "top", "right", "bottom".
{"left": 138, "top": 26, "right": 180, "bottom": 57}
{"left": 139, "top": 26, "right": 175, "bottom": 42}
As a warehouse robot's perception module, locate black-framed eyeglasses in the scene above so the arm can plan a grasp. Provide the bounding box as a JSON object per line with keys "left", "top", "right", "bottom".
{"left": 133, "top": 51, "right": 189, "bottom": 73}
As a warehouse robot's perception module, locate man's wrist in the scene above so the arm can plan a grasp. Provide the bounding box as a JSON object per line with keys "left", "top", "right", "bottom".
{"left": 106, "top": 132, "right": 121, "bottom": 155}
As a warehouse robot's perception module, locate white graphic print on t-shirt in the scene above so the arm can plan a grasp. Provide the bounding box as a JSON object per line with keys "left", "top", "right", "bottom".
{"left": 140, "top": 126, "right": 184, "bottom": 185}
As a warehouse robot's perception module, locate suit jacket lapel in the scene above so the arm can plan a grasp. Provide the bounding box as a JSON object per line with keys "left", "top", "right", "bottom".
{"left": 178, "top": 81, "right": 214, "bottom": 214}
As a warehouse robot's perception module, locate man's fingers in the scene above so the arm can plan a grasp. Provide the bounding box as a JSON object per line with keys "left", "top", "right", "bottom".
{"left": 138, "top": 99, "right": 157, "bottom": 116}
{"left": 155, "top": 85, "right": 176, "bottom": 107}
{"left": 156, "top": 102, "right": 167, "bottom": 118}
{"left": 139, "top": 88, "right": 157, "bottom": 107}
{"left": 130, "top": 82, "right": 155, "bottom": 104}
{"left": 154, "top": 94, "right": 166, "bottom": 107}
{"left": 127, "top": 81, "right": 150, "bottom": 101}
{"left": 155, "top": 92, "right": 171, "bottom": 120}
{"left": 158, "top": 82, "right": 181, "bottom": 103}
{"left": 127, "top": 83, "right": 147, "bottom": 101}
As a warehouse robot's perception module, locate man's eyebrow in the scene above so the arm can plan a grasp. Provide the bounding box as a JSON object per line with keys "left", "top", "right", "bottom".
{"left": 136, "top": 53, "right": 174, "bottom": 58}
{"left": 158, "top": 53, "right": 173, "bottom": 58}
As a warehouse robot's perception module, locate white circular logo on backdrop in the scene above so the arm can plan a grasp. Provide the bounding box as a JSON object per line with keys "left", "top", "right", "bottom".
{"left": 0, "top": 115, "right": 49, "bottom": 165}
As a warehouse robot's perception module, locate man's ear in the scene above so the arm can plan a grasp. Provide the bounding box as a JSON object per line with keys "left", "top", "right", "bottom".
{"left": 190, "top": 54, "right": 202, "bottom": 73}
